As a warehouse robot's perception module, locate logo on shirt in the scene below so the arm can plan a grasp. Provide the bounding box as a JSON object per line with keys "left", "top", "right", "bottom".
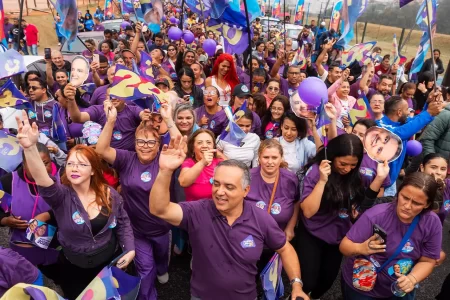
{"left": 141, "top": 171, "right": 152, "bottom": 182}
{"left": 265, "top": 130, "right": 274, "bottom": 139}
{"left": 388, "top": 258, "right": 413, "bottom": 278}
{"left": 28, "top": 110, "right": 36, "bottom": 119}
{"left": 113, "top": 130, "right": 122, "bottom": 140}
{"left": 240, "top": 235, "right": 256, "bottom": 248}
{"left": 72, "top": 211, "right": 85, "bottom": 225}
{"left": 210, "top": 120, "right": 216, "bottom": 129}
{"left": 401, "top": 240, "right": 414, "bottom": 253}
{"left": 359, "top": 167, "right": 374, "bottom": 177}
{"left": 44, "top": 110, "right": 52, "bottom": 118}
{"left": 41, "top": 128, "right": 50, "bottom": 137}
{"left": 443, "top": 200, "right": 450, "bottom": 211}
{"left": 270, "top": 203, "right": 281, "bottom": 215}
{"left": 256, "top": 201, "right": 266, "bottom": 210}
{"left": 338, "top": 208, "right": 349, "bottom": 219}
{"left": 109, "top": 216, "right": 117, "bottom": 228}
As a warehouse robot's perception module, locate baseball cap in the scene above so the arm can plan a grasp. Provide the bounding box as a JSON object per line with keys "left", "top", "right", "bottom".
{"left": 125, "top": 25, "right": 133, "bottom": 31}
{"left": 232, "top": 84, "right": 251, "bottom": 98}
{"left": 155, "top": 78, "right": 169, "bottom": 87}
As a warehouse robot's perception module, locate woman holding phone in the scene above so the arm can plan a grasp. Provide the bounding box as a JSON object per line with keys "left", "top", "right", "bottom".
{"left": 173, "top": 67, "right": 204, "bottom": 108}
{"left": 15, "top": 111, "right": 135, "bottom": 299}
{"left": 340, "top": 172, "right": 442, "bottom": 300}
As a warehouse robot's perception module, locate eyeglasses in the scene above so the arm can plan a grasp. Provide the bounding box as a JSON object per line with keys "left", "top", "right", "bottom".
{"left": 204, "top": 90, "right": 217, "bottom": 96}
{"left": 136, "top": 139, "right": 159, "bottom": 148}
{"left": 28, "top": 86, "right": 41, "bottom": 91}
{"left": 66, "top": 162, "right": 91, "bottom": 169}
{"left": 268, "top": 87, "right": 279, "bottom": 91}
{"left": 271, "top": 107, "right": 284, "bottom": 112}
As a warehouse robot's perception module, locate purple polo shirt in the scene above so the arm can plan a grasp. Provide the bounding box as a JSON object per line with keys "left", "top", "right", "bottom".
{"left": 113, "top": 150, "right": 171, "bottom": 236}
{"left": 86, "top": 104, "right": 142, "bottom": 151}
{"left": 0, "top": 247, "right": 39, "bottom": 297}
{"left": 89, "top": 84, "right": 109, "bottom": 105}
{"left": 245, "top": 167, "right": 299, "bottom": 230}
{"left": 280, "top": 77, "right": 298, "bottom": 98}
{"left": 438, "top": 178, "right": 450, "bottom": 224}
{"left": 359, "top": 153, "right": 391, "bottom": 189}
{"left": 178, "top": 199, "right": 286, "bottom": 300}
{"left": 300, "top": 164, "right": 353, "bottom": 244}
{"left": 342, "top": 203, "right": 442, "bottom": 298}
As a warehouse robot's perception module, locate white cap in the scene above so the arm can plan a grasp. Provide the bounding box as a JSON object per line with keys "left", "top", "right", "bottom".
{"left": 321, "top": 21, "right": 326, "bottom": 26}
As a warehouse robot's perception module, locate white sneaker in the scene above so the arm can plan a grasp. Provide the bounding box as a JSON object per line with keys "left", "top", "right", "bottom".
{"left": 157, "top": 272, "right": 169, "bottom": 284}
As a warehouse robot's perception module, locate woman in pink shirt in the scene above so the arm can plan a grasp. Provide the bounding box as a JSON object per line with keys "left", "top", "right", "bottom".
{"left": 328, "top": 69, "right": 356, "bottom": 132}
{"left": 178, "top": 129, "right": 223, "bottom": 201}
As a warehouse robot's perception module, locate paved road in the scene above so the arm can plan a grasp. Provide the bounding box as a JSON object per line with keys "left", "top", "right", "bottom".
{"left": 1, "top": 219, "right": 449, "bottom": 300}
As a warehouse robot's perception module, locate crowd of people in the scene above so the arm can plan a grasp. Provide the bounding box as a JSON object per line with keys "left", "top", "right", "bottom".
{"left": 1, "top": 1, "right": 450, "bottom": 300}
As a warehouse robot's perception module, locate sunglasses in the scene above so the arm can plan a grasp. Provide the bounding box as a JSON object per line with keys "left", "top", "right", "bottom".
{"left": 28, "top": 86, "right": 41, "bottom": 91}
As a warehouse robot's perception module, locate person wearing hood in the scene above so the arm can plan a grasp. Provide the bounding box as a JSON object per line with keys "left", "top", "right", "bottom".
{"left": 26, "top": 78, "right": 56, "bottom": 139}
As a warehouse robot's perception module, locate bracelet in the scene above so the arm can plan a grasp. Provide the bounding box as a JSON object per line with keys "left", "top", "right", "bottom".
{"left": 408, "top": 273, "right": 418, "bottom": 285}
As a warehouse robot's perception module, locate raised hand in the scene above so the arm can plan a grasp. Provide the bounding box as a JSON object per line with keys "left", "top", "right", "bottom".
{"left": 63, "top": 83, "right": 76, "bottom": 101}
{"left": 318, "top": 160, "right": 331, "bottom": 183}
{"left": 160, "top": 103, "right": 173, "bottom": 121}
{"left": 103, "top": 100, "right": 117, "bottom": 123}
{"left": 201, "top": 149, "right": 216, "bottom": 166}
{"left": 159, "top": 135, "right": 188, "bottom": 171}
{"left": 376, "top": 160, "right": 390, "bottom": 180}
{"left": 324, "top": 103, "right": 337, "bottom": 120}
{"left": 15, "top": 110, "right": 39, "bottom": 149}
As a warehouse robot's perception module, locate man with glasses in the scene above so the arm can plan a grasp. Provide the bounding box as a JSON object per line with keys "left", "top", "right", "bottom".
{"left": 269, "top": 49, "right": 302, "bottom": 97}
{"left": 63, "top": 85, "right": 151, "bottom": 151}
{"left": 27, "top": 78, "right": 56, "bottom": 138}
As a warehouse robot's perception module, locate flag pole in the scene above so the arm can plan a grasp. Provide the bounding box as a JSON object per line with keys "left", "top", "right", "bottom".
{"left": 17, "top": 0, "right": 25, "bottom": 53}
{"left": 283, "top": 0, "right": 286, "bottom": 53}
{"left": 179, "top": 0, "right": 185, "bottom": 30}
{"left": 243, "top": 0, "right": 253, "bottom": 88}
{"left": 424, "top": 0, "right": 437, "bottom": 88}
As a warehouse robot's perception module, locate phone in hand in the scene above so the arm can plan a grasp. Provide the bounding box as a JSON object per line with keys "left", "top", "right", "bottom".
{"left": 108, "top": 251, "right": 129, "bottom": 268}
{"left": 93, "top": 54, "right": 100, "bottom": 64}
{"left": 44, "top": 48, "right": 52, "bottom": 60}
{"left": 373, "top": 224, "right": 387, "bottom": 244}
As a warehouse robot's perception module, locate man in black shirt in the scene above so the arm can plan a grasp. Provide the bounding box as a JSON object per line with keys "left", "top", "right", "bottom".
{"left": 8, "top": 18, "right": 28, "bottom": 55}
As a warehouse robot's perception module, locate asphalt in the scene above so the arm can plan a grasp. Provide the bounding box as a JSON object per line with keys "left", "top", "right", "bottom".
{"left": 1, "top": 218, "right": 449, "bottom": 300}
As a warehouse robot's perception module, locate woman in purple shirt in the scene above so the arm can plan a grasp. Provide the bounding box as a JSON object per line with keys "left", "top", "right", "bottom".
{"left": 260, "top": 95, "right": 290, "bottom": 140}
{"left": 96, "top": 102, "right": 174, "bottom": 299}
{"left": 340, "top": 172, "right": 442, "bottom": 300}
{"left": 295, "top": 133, "right": 389, "bottom": 299}
{"left": 16, "top": 111, "right": 135, "bottom": 299}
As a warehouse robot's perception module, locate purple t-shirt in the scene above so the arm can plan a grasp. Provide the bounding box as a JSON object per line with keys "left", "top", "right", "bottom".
{"left": 113, "top": 150, "right": 171, "bottom": 236}
{"left": 89, "top": 84, "right": 108, "bottom": 105}
{"left": 59, "top": 105, "right": 87, "bottom": 138}
{"left": 93, "top": 24, "right": 105, "bottom": 31}
{"left": 342, "top": 202, "right": 442, "bottom": 298}
{"left": 194, "top": 106, "right": 222, "bottom": 130}
{"left": 300, "top": 164, "right": 353, "bottom": 244}
{"left": 280, "top": 77, "right": 298, "bottom": 98}
{"left": 178, "top": 199, "right": 286, "bottom": 300}
{"left": 86, "top": 104, "right": 142, "bottom": 151}
{"left": 245, "top": 167, "right": 299, "bottom": 230}
{"left": 438, "top": 178, "right": 450, "bottom": 224}
{"left": 208, "top": 109, "right": 228, "bottom": 136}
{"left": 86, "top": 71, "right": 107, "bottom": 84}
{"left": 359, "top": 153, "right": 391, "bottom": 189}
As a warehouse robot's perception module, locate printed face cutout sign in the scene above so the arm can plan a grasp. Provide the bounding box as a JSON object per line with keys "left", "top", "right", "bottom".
{"left": 363, "top": 127, "right": 403, "bottom": 163}
{"left": 70, "top": 55, "right": 90, "bottom": 87}
{"left": 289, "top": 92, "right": 316, "bottom": 119}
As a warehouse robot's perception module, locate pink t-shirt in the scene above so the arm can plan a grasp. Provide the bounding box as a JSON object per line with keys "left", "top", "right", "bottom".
{"left": 181, "top": 157, "right": 222, "bottom": 202}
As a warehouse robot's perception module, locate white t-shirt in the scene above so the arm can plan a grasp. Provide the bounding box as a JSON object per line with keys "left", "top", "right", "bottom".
{"left": 336, "top": 98, "right": 349, "bottom": 129}
{"left": 280, "top": 137, "right": 301, "bottom": 173}
{"left": 217, "top": 133, "right": 261, "bottom": 167}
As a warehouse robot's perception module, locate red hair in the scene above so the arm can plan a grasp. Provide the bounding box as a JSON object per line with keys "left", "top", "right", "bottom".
{"left": 210, "top": 53, "right": 239, "bottom": 91}
{"left": 61, "top": 145, "right": 112, "bottom": 216}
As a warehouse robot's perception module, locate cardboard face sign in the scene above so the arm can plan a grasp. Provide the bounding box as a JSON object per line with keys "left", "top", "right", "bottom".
{"left": 289, "top": 92, "right": 316, "bottom": 119}
{"left": 70, "top": 55, "right": 90, "bottom": 87}
{"left": 363, "top": 127, "right": 403, "bottom": 163}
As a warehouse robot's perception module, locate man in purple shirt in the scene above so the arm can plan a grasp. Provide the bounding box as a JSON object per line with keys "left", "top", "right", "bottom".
{"left": 93, "top": 17, "right": 105, "bottom": 31}
{"left": 149, "top": 137, "right": 309, "bottom": 300}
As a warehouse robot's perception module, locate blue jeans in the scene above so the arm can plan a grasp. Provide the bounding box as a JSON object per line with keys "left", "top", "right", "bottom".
{"left": 342, "top": 279, "right": 416, "bottom": 300}
{"left": 29, "top": 44, "right": 38, "bottom": 55}
{"left": 13, "top": 42, "right": 29, "bottom": 55}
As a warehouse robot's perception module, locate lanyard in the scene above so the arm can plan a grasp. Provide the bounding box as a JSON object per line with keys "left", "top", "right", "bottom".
{"left": 23, "top": 169, "right": 39, "bottom": 219}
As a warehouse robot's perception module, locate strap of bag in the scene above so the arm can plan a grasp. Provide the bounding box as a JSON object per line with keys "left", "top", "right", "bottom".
{"left": 376, "top": 215, "right": 420, "bottom": 272}
{"left": 266, "top": 172, "right": 280, "bottom": 214}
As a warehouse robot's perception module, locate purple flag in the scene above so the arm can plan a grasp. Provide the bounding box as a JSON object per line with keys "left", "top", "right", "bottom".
{"left": 400, "top": 0, "right": 414, "bottom": 8}
{"left": 48, "top": 0, "right": 78, "bottom": 50}
{"left": 0, "top": 131, "right": 23, "bottom": 173}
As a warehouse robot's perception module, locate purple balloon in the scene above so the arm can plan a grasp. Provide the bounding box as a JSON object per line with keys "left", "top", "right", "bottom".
{"left": 183, "top": 30, "right": 195, "bottom": 44}
{"left": 297, "top": 77, "right": 328, "bottom": 107}
{"left": 120, "top": 21, "right": 131, "bottom": 30}
{"left": 169, "top": 16, "right": 177, "bottom": 24}
{"left": 203, "top": 39, "right": 217, "bottom": 57}
{"left": 406, "top": 140, "right": 422, "bottom": 157}
{"left": 168, "top": 27, "right": 183, "bottom": 41}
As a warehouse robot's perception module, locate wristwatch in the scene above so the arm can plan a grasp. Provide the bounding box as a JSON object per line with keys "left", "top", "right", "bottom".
{"left": 290, "top": 278, "right": 303, "bottom": 287}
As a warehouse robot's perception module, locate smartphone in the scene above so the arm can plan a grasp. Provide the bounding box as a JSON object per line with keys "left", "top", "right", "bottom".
{"left": 93, "top": 54, "right": 100, "bottom": 64}
{"left": 44, "top": 48, "right": 51, "bottom": 60}
{"left": 108, "top": 251, "right": 129, "bottom": 268}
{"left": 373, "top": 224, "right": 387, "bottom": 244}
